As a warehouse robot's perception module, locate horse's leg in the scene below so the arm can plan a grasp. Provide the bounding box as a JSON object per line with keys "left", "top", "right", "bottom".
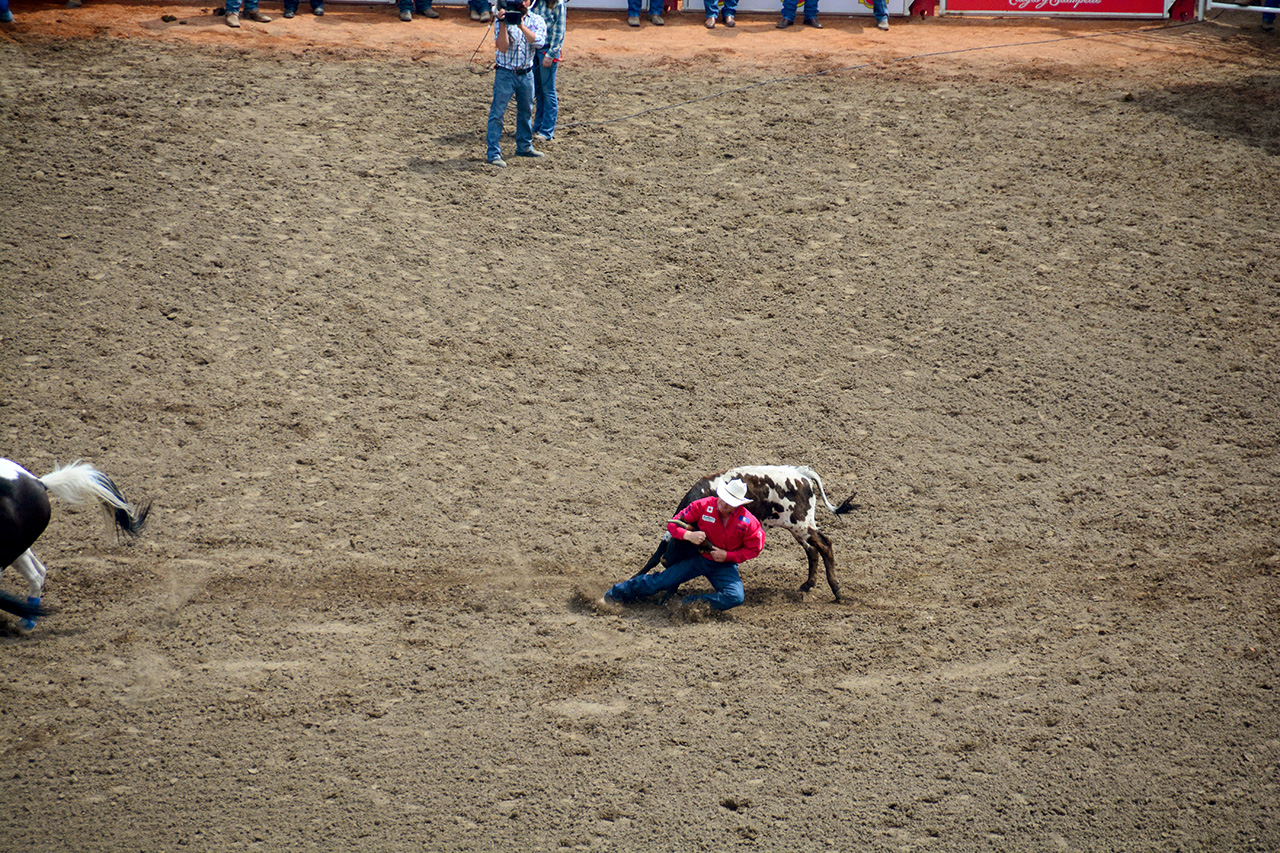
{"left": 11, "top": 549, "right": 48, "bottom": 629}
{"left": 13, "top": 550, "right": 47, "bottom": 598}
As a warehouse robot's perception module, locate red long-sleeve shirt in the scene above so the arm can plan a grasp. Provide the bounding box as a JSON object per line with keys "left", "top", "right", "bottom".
{"left": 668, "top": 496, "right": 765, "bottom": 565}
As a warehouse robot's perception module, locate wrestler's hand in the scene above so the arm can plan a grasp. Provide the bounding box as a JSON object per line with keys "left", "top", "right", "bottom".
{"left": 683, "top": 530, "right": 707, "bottom": 545}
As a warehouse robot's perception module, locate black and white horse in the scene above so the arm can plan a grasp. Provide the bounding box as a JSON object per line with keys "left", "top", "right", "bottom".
{"left": 1, "top": 457, "right": 150, "bottom": 630}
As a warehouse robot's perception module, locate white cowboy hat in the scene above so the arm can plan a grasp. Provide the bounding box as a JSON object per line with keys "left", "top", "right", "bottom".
{"left": 716, "top": 478, "right": 751, "bottom": 507}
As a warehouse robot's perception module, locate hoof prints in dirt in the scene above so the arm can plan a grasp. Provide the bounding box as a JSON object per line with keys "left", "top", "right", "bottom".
{"left": 1, "top": 32, "right": 1278, "bottom": 853}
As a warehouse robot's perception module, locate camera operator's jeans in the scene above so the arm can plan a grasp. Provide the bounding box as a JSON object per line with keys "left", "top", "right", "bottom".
{"left": 703, "top": 0, "right": 738, "bottom": 18}
{"left": 781, "top": 0, "right": 829, "bottom": 20}
{"left": 626, "top": 0, "right": 662, "bottom": 16}
{"left": 533, "top": 49, "right": 558, "bottom": 139}
{"left": 487, "top": 67, "right": 536, "bottom": 161}
{"left": 607, "top": 554, "right": 746, "bottom": 611}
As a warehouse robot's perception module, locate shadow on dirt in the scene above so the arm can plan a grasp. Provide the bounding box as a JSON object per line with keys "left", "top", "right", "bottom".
{"left": 1135, "top": 73, "right": 1280, "bottom": 154}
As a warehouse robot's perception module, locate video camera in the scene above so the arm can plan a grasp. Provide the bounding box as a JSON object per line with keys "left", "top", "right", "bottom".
{"left": 496, "top": 0, "right": 524, "bottom": 23}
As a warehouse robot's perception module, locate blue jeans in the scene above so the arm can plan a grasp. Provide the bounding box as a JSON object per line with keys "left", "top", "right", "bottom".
{"left": 225, "top": 0, "right": 260, "bottom": 14}
{"left": 626, "top": 0, "right": 662, "bottom": 16}
{"left": 781, "top": 0, "right": 827, "bottom": 20}
{"left": 1265, "top": 0, "right": 1277, "bottom": 25}
{"left": 283, "top": 0, "right": 322, "bottom": 11}
{"left": 705, "top": 0, "right": 738, "bottom": 17}
{"left": 470, "top": 0, "right": 492, "bottom": 10}
{"left": 399, "top": 0, "right": 432, "bottom": 11}
{"left": 533, "top": 49, "right": 559, "bottom": 139}
{"left": 487, "top": 67, "right": 535, "bottom": 161}
{"left": 608, "top": 554, "right": 746, "bottom": 611}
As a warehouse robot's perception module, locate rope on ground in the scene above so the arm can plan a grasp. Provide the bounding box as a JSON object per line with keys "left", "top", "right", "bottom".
{"left": 559, "top": 18, "right": 1204, "bottom": 131}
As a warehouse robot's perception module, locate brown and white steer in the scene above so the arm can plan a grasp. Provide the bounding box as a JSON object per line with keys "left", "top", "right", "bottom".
{"left": 637, "top": 465, "right": 858, "bottom": 602}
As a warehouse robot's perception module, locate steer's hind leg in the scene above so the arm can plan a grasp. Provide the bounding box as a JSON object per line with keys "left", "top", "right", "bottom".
{"left": 809, "top": 529, "right": 841, "bottom": 602}
{"left": 792, "top": 530, "right": 822, "bottom": 595}
{"left": 633, "top": 537, "right": 669, "bottom": 578}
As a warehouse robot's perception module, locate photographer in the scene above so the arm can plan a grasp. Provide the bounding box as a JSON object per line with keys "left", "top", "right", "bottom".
{"left": 485, "top": 0, "right": 548, "bottom": 168}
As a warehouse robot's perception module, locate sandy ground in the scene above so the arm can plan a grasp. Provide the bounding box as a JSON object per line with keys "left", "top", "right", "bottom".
{"left": 1, "top": 2, "right": 1279, "bottom": 851}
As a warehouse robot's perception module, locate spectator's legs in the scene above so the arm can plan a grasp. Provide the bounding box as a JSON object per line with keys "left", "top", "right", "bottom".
{"left": 533, "top": 50, "right": 559, "bottom": 140}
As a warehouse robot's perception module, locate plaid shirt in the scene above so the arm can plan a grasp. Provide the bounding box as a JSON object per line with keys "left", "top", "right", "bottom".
{"left": 530, "top": 0, "right": 565, "bottom": 60}
{"left": 492, "top": 12, "right": 546, "bottom": 71}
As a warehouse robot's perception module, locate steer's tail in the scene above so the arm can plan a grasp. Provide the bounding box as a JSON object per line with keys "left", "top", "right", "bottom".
{"left": 795, "top": 465, "right": 860, "bottom": 515}
{"left": 40, "top": 461, "right": 150, "bottom": 539}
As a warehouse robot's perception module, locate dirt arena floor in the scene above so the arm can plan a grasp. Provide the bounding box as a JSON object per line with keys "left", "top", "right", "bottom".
{"left": 1, "top": 1, "right": 1278, "bottom": 850}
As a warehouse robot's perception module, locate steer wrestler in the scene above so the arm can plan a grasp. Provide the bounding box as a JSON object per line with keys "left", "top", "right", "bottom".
{"left": 603, "top": 478, "right": 764, "bottom": 611}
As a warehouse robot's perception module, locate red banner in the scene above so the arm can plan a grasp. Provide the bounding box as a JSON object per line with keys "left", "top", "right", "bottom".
{"left": 943, "top": 0, "right": 1166, "bottom": 15}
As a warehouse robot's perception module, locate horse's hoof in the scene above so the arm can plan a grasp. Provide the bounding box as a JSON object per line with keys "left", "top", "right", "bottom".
{"left": 19, "top": 596, "right": 40, "bottom": 631}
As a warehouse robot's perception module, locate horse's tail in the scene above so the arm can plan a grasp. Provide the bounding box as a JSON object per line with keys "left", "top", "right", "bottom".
{"left": 0, "top": 590, "right": 52, "bottom": 621}
{"left": 39, "top": 461, "right": 150, "bottom": 538}
{"left": 792, "top": 465, "right": 861, "bottom": 515}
